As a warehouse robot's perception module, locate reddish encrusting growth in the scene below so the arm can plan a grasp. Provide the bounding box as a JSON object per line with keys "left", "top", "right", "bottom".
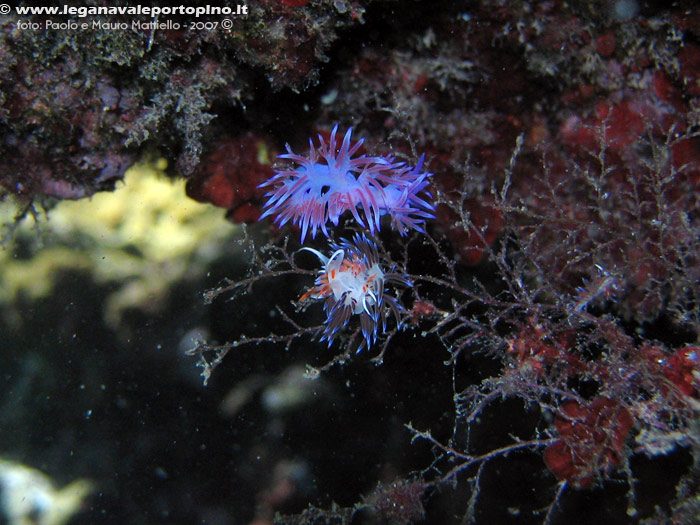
{"left": 544, "top": 398, "right": 634, "bottom": 489}
{"left": 644, "top": 345, "right": 700, "bottom": 400}
{"left": 506, "top": 323, "right": 581, "bottom": 379}
{"left": 186, "top": 133, "right": 275, "bottom": 224}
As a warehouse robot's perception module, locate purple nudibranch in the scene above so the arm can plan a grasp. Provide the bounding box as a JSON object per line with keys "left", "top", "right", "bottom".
{"left": 258, "top": 125, "right": 435, "bottom": 242}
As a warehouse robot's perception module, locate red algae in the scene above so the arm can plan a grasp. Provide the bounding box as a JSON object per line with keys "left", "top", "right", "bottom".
{"left": 186, "top": 133, "right": 275, "bottom": 223}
